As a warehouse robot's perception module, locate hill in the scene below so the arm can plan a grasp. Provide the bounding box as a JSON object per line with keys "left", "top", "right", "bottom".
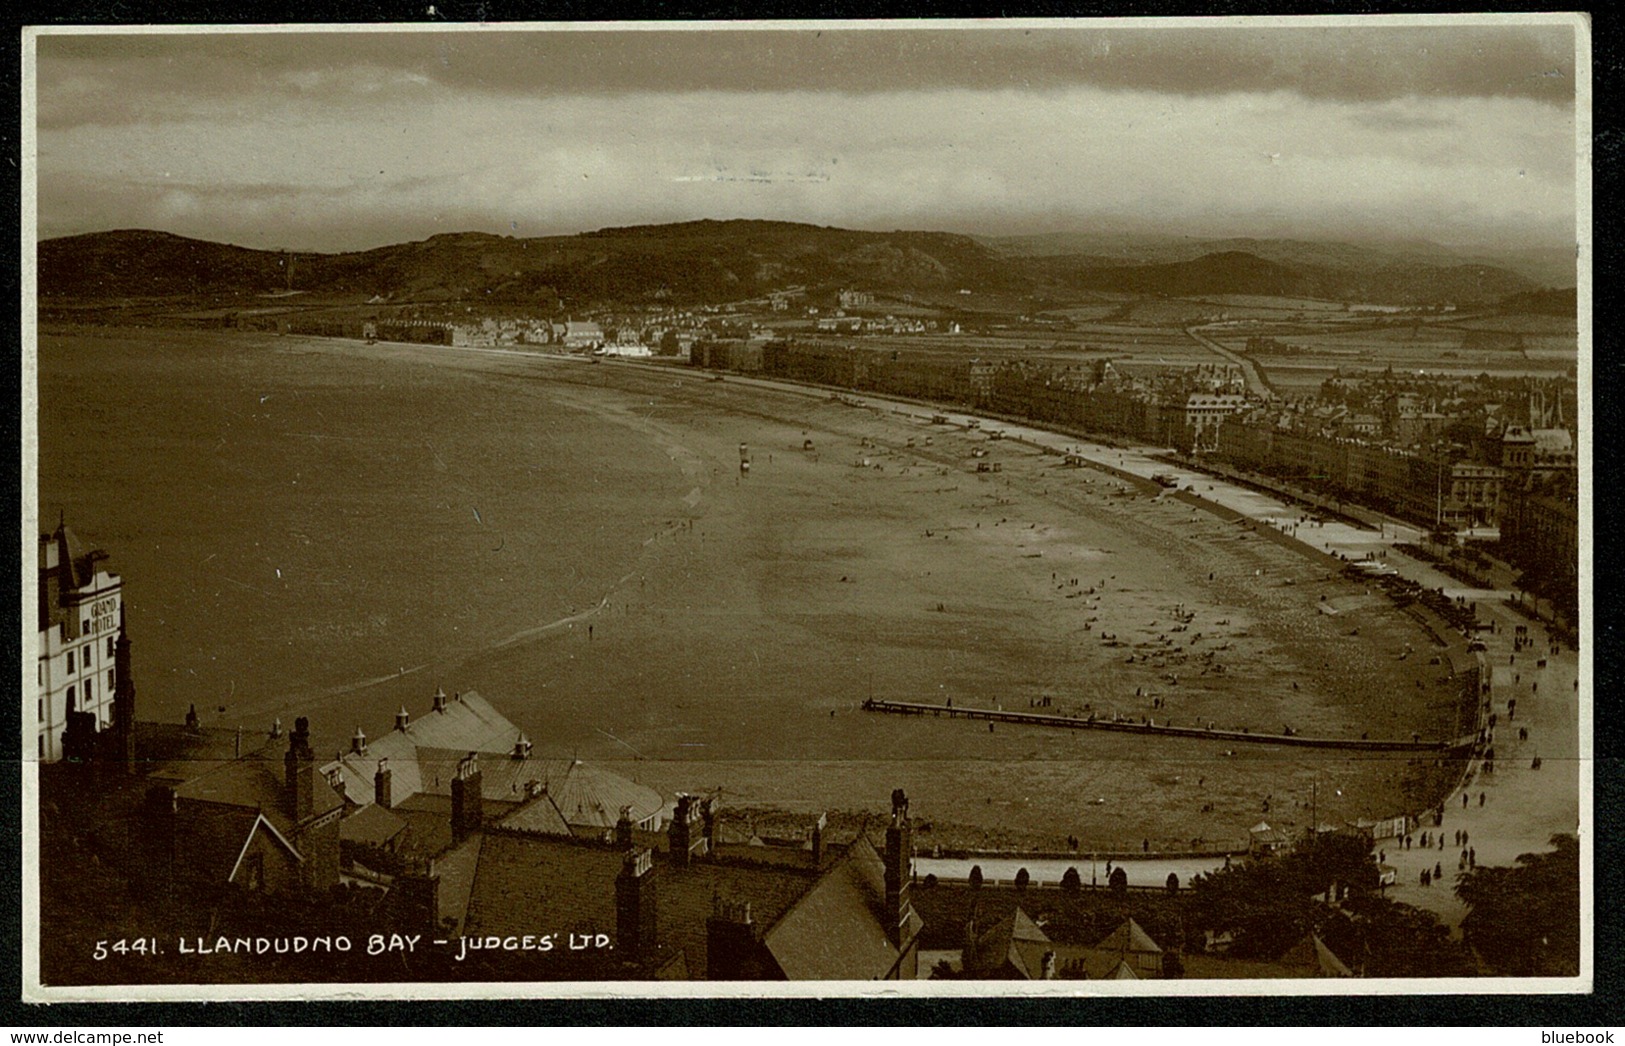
{"left": 1495, "top": 286, "right": 1578, "bottom": 317}
{"left": 38, "top": 221, "right": 1538, "bottom": 309}
{"left": 39, "top": 221, "right": 1013, "bottom": 306}
{"left": 991, "top": 232, "right": 1543, "bottom": 304}
{"left": 1030, "top": 248, "right": 1533, "bottom": 306}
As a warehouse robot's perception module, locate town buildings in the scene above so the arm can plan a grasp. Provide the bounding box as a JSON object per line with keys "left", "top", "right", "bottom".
{"left": 36, "top": 520, "right": 132, "bottom": 763}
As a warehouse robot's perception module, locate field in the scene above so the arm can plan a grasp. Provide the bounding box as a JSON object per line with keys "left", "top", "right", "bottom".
{"left": 38, "top": 327, "right": 1467, "bottom": 851}
{"left": 1204, "top": 311, "right": 1579, "bottom": 393}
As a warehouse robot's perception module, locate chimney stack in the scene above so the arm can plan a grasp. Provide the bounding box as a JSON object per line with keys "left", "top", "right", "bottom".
{"left": 615, "top": 805, "right": 635, "bottom": 848}
{"left": 512, "top": 733, "right": 533, "bottom": 760}
{"left": 432, "top": 687, "right": 447, "bottom": 713}
{"left": 451, "top": 752, "right": 483, "bottom": 842}
{"left": 705, "top": 894, "right": 764, "bottom": 980}
{"left": 669, "top": 794, "right": 709, "bottom": 867}
{"left": 375, "top": 757, "right": 393, "bottom": 809}
{"left": 395, "top": 706, "right": 410, "bottom": 732}
{"left": 884, "top": 788, "right": 914, "bottom": 948}
{"left": 351, "top": 725, "right": 368, "bottom": 755}
{"left": 284, "top": 717, "right": 315, "bottom": 821}
{"left": 615, "top": 847, "right": 659, "bottom": 964}
{"left": 111, "top": 605, "right": 137, "bottom": 774}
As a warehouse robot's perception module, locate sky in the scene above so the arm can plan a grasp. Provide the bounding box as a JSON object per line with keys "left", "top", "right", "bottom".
{"left": 29, "top": 18, "right": 1584, "bottom": 255}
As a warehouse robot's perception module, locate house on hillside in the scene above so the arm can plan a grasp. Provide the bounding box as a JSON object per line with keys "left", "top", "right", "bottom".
{"left": 956, "top": 906, "right": 1356, "bottom": 980}
{"left": 321, "top": 688, "right": 666, "bottom": 846}
{"left": 150, "top": 716, "right": 345, "bottom": 901}
{"left": 459, "top": 788, "right": 924, "bottom": 980}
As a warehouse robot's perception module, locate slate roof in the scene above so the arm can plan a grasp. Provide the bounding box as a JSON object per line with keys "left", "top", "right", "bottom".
{"left": 1107, "top": 960, "right": 1140, "bottom": 980}
{"left": 1278, "top": 934, "right": 1355, "bottom": 977}
{"left": 1094, "top": 917, "right": 1162, "bottom": 956}
{"left": 418, "top": 754, "right": 663, "bottom": 829}
{"left": 340, "top": 802, "right": 408, "bottom": 848}
{"left": 463, "top": 833, "right": 816, "bottom": 979}
{"left": 321, "top": 691, "right": 662, "bottom": 832}
{"left": 761, "top": 834, "right": 921, "bottom": 981}
{"left": 172, "top": 750, "right": 343, "bottom": 838}
{"left": 965, "top": 906, "right": 1133, "bottom": 981}
{"left": 496, "top": 791, "right": 573, "bottom": 837}
{"left": 434, "top": 834, "right": 486, "bottom": 935}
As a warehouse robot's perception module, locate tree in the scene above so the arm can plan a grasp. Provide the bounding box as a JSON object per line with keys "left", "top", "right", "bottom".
{"left": 1060, "top": 867, "right": 1082, "bottom": 894}
{"left": 968, "top": 865, "right": 983, "bottom": 890}
{"left": 1109, "top": 866, "right": 1128, "bottom": 895}
{"left": 1456, "top": 834, "right": 1579, "bottom": 976}
{"left": 1184, "top": 833, "right": 1383, "bottom": 961}
{"left": 1166, "top": 872, "right": 1180, "bottom": 893}
{"left": 1014, "top": 868, "right": 1030, "bottom": 890}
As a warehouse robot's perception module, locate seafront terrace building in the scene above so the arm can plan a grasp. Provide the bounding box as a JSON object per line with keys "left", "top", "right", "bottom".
{"left": 36, "top": 521, "right": 125, "bottom": 762}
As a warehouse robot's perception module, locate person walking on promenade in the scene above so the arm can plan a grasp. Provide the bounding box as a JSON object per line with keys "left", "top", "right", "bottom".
{"left": 1479, "top": 791, "right": 1486, "bottom": 807}
{"left": 1435, "top": 861, "right": 1443, "bottom": 880}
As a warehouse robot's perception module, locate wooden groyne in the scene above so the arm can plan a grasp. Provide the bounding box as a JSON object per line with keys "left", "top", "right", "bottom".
{"left": 861, "top": 698, "right": 1468, "bottom": 753}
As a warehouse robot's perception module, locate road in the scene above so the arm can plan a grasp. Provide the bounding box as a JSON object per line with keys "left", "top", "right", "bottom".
{"left": 1186, "top": 325, "right": 1275, "bottom": 398}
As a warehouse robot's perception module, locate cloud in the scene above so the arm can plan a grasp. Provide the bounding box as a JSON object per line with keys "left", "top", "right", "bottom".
{"left": 33, "top": 79, "right": 1576, "bottom": 254}
{"left": 33, "top": 19, "right": 1579, "bottom": 134}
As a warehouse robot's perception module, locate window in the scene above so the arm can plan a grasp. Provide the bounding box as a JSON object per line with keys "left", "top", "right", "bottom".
{"left": 108, "top": 670, "right": 115, "bottom": 690}
{"left": 66, "top": 685, "right": 75, "bottom": 710}
{"left": 37, "top": 699, "right": 43, "bottom": 722}
{"left": 66, "top": 650, "right": 74, "bottom": 673}
{"left": 38, "top": 736, "right": 44, "bottom": 759}
{"left": 107, "top": 637, "right": 115, "bottom": 658}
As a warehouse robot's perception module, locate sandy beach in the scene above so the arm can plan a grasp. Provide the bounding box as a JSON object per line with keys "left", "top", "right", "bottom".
{"left": 38, "top": 328, "right": 1465, "bottom": 849}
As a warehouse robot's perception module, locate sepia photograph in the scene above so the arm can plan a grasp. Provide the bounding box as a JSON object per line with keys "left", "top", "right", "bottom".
{"left": 21, "top": 15, "right": 1590, "bottom": 1001}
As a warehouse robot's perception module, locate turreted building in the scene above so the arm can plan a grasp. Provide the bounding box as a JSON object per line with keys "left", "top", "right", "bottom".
{"left": 37, "top": 519, "right": 135, "bottom": 765}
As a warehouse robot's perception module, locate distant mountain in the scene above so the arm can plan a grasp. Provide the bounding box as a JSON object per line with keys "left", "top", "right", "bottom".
{"left": 1046, "top": 250, "right": 1317, "bottom": 298}
{"left": 989, "top": 232, "right": 1548, "bottom": 303}
{"left": 38, "top": 221, "right": 1539, "bottom": 309}
{"left": 38, "top": 221, "right": 1014, "bottom": 306}
{"left": 1033, "top": 248, "right": 1534, "bottom": 305}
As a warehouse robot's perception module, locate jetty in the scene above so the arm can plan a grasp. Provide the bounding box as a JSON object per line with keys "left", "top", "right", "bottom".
{"left": 860, "top": 698, "right": 1468, "bottom": 753}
